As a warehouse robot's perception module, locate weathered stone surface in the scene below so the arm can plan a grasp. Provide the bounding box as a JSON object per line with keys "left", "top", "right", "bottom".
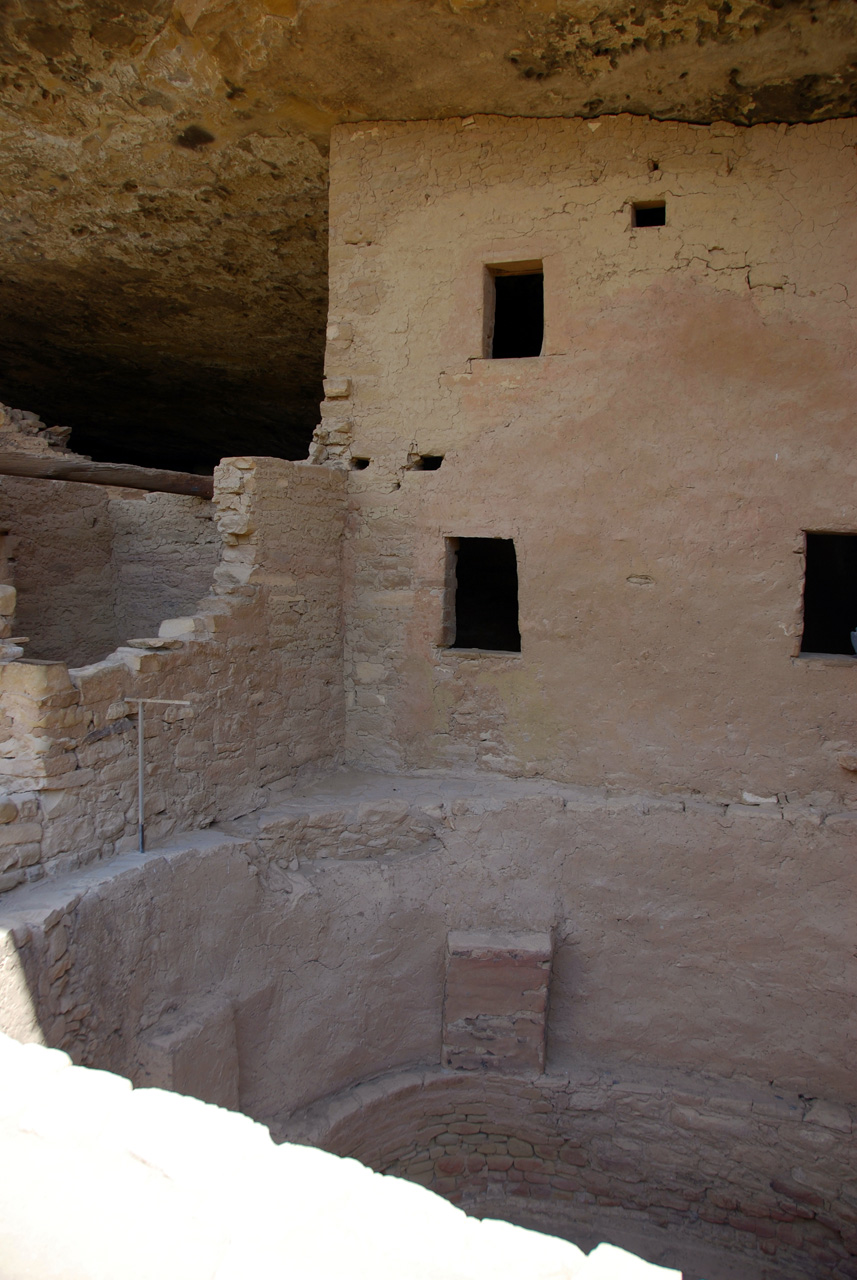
{"left": 0, "top": 457, "right": 220, "bottom": 666}
{"left": 0, "top": 456, "right": 344, "bottom": 881}
{"left": 0, "top": 75, "right": 855, "bottom": 1280}
{"left": 137, "top": 996, "right": 239, "bottom": 1110}
{"left": 288, "top": 1064, "right": 857, "bottom": 1280}
{"left": 0, "top": 660, "right": 73, "bottom": 699}
{"left": 443, "top": 931, "right": 553, "bottom": 1072}
{"left": 0, "top": 2, "right": 855, "bottom": 466}
{"left": 0, "top": 761, "right": 856, "bottom": 1274}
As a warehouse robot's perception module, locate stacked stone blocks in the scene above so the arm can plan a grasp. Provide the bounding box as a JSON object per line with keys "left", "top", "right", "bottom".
{"left": 300, "top": 1068, "right": 857, "bottom": 1280}
{"left": 443, "top": 931, "right": 552, "bottom": 1071}
{"left": 0, "top": 458, "right": 345, "bottom": 893}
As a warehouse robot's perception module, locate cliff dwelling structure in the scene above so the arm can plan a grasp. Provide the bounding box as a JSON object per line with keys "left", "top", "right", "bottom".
{"left": 1, "top": 3, "right": 857, "bottom": 1278}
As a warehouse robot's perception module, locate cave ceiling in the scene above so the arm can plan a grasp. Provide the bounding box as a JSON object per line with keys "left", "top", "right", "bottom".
{"left": 1, "top": 0, "right": 855, "bottom": 469}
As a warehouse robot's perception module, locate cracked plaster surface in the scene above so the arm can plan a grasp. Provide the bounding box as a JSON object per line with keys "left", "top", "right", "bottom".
{"left": 321, "top": 114, "right": 857, "bottom": 797}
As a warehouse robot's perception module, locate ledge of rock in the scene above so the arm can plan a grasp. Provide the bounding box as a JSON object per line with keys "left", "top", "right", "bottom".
{"left": 1, "top": 0, "right": 855, "bottom": 468}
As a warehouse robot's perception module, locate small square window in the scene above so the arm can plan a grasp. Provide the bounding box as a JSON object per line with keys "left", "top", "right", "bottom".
{"left": 487, "top": 264, "right": 543, "bottom": 359}
{"left": 632, "top": 202, "right": 666, "bottom": 227}
{"left": 801, "top": 532, "right": 857, "bottom": 656}
{"left": 446, "top": 537, "right": 521, "bottom": 652}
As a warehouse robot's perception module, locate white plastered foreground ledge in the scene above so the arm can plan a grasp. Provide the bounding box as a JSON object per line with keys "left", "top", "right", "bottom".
{"left": 0, "top": 1033, "right": 679, "bottom": 1280}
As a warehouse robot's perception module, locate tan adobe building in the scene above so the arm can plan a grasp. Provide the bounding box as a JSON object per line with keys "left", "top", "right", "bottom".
{"left": 0, "top": 109, "right": 855, "bottom": 1280}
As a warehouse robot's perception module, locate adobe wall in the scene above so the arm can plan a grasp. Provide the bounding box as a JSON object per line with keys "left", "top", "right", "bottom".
{"left": 320, "top": 114, "right": 857, "bottom": 800}
{"left": 0, "top": 401, "right": 220, "bottom": 666}
{"left": 108, "top": 489, "right": 220, "bottom": 653}
{"left": 0, "top": 115, "right": 854, "bottom": 1280}
{"left": 0, "top": 479, "right": 219, "bottom": 667}
{"left": 0, "top": 457, "right": 345, "bottom": 891}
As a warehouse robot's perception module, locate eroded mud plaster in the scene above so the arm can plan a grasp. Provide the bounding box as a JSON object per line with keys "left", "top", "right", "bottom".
{"left": 321, "top": 113, "right": 857, "bottom": 797}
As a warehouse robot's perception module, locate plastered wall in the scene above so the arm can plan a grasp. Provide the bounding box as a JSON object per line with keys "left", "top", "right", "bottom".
{"left": 0, "top": 116, "right": 855, "bottom": 1280}
{"left": 0, "top": 479, "right": 219, "bottom": 667}
{"left": 0, "top": 476, "right": 117, "bottom": 665}
{"left": 319, "top": 114, "right": 857, "bottom": 800}
{"left": 108, "top": 490, "right": 219, "bottom": 650}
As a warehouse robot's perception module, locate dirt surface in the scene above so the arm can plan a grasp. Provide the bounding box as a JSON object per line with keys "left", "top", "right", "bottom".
{"left": 1, "top": 0, "right": 855, "bottom": 467}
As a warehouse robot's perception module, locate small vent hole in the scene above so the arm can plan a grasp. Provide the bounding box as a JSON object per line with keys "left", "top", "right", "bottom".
{"left": 351, "top": 457, "right": 370, "bottom": 470}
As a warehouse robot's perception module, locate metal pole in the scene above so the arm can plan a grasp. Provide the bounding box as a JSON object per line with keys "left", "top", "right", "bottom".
{"left": 130, "top": 698, "right": 192, "bottom": 856}
{"left": 137, "top": 699, "right": 145, "bottom": 853}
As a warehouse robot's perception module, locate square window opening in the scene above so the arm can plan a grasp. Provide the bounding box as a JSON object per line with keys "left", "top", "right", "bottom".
{"left": 632, "top": 202, "right": 666, "bottom": 227}
{"left": 350, "top": 457, "right": 370, "bottom": 470}
{"left": 800, "top": 532, "right": 857, "bottom": 656}
{"left": 448, "top": 537, "right": 521, "bottom": 653}
{"left": 488, "top": 264, "right": 543, "bottom": 359}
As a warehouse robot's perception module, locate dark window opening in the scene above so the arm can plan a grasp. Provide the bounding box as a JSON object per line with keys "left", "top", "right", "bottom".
{"left": 490, "top": 270, "right": 543, "bottom": 359}
{"left": 800, "top": 532, "right": 857, "bottom": 656}
{"left": 351, "top": 457, "right": 370, "bottom": 470}
{"left": 413, "top": 455, "right": 444, "bottom": 471}
{"left": 451, "top": 537, "right": 521, "bottom": 652}
{"left": 633, "top": 202, "right": 666, "bottom": 227}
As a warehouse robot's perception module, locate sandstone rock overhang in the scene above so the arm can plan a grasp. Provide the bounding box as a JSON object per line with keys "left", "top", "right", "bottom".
{"left": 1, "top": 0, "right": 855, "bottom": 468}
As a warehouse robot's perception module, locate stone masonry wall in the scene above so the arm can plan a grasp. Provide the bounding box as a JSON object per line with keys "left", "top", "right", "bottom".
{"left": 293, "top": 1067, "right": 857, "bottom": 1280}
{"left": 0, "top": 400, "right": 220, "bottom": 666}
{"left": 1, "top": 766, "right": 855, "bottom": 1278}
{"left": 0, "top": 457, "right": 345, "bottom": 891}
{"left": 0, "top": 481, "right": 219, "bottom": 668}
{"left": 0, "top": 475, "right": 117, "bottom": 666}
{"left": 108, "top": 489, "right": 220, "bottom": 653}
{"left": 4, "top": 766, "right": 849, "bottom": 1137}
{"left": 321, "top": 115, "right": 857, "bottom": 800}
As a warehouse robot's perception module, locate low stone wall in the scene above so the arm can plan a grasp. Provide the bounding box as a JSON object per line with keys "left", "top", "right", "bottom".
{"left": 288, "top": 1067, "right": 857, "bottom": 1280}
{"left": 0, "top": 475, "right": 117, "bottom": 665}
{"left": 0, "top": 457, "right": 345, "bottom": 890}
{"left": 0, "top": 480, "right": 219, "bottom": 667}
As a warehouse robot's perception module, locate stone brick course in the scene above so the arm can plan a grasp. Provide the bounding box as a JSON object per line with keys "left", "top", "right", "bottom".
{"left": 443, "top": 930, "right": 553, "bottom": 1071}
{"left": 0, "top": 457, "right": 345, "bottom": 889}
{"left": 2, "top": 1032, "right": 674, "bottom": 1280}
{"left": 288, "top": 1066, "right": 857, "bottom": 1280}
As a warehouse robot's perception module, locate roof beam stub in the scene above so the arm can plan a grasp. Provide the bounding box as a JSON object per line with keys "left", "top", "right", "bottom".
{"left": 0, "top": 454, "right": 214, "bottom": 500}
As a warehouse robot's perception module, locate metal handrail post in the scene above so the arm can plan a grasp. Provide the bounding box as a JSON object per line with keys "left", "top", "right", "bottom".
{"left": 129, "top": 698, "right": 192, "bottom": 854}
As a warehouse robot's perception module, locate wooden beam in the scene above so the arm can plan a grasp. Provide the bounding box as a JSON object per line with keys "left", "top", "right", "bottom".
{"left": 0, "top": 454, "right": 214, "bottom": 499}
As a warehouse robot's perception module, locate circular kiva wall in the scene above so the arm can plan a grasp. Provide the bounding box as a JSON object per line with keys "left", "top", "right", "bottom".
{"left": 286, "top": 1068, "right": 857, "bottom": 1280}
